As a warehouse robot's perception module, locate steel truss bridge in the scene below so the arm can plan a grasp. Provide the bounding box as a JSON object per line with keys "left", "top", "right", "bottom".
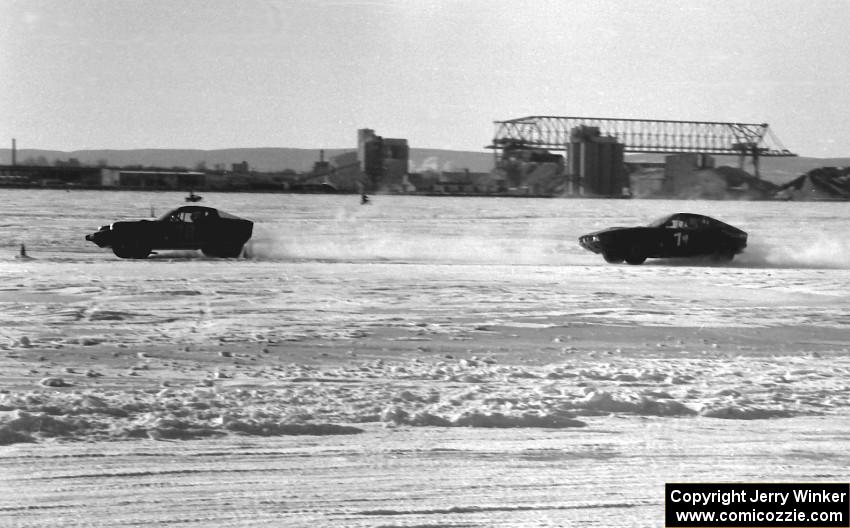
{"left": 488, "top": 115, "right": 796, "bottom": 170}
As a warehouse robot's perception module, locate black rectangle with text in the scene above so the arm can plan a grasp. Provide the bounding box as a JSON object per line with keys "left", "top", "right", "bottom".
{"left": 666, "top": 483, "right": 849, "bottom": 528}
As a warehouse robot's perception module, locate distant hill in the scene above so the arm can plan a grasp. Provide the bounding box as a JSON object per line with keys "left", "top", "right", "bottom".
{"left": 0, "top": 147, "right": 496, "bottom": 174}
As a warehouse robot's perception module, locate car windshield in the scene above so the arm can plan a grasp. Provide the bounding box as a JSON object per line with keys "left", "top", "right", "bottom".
{"left": 158, "top": 208, "right": 214, "bottom": 222}
{"left": 648, "top": 214, "right": 718, "bottom": 229}
{"left": 158, "top": 210, "right": 180, "bottom": 222}
{"left": 647, "top": 215, "right": 675, "bottom": 228}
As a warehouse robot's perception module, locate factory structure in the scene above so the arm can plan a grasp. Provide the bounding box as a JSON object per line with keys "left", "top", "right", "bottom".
{"left": 487, "top": 115, "right": 798, "bottom": 198}
{"left": 0, "top": 130, "right": 416, "bottom": 193}
{"left": 8, "top": 116, "right": 849, "bottom": 199}
{"left": 308, "top": 128, "right": 412, "bottom": 193}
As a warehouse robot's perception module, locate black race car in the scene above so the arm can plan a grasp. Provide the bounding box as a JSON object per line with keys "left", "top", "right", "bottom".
{"left": 579, "top": 213, "right": 747, "bottom": 265}
{"left": 86, "top": 206, "right": 253, "bottom": 259}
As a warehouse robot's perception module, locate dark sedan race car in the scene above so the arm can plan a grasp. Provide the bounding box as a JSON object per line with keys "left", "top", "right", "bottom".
{"left": 579, "top": 213, "right": 747, "bottom": 265}
{"left": 85, "top": 206, "right": 253, "bottom": 259}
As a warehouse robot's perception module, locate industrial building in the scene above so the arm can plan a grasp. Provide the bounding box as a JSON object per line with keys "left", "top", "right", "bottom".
{"left": 432, "top": 170, "right": 503, "bottom": 194}
{"left": 0, "top": 164, "right": 105, "bottom": 187}
{"left": 3, "top": 117, "right": 817, "bottom": 198}
{"left": 357, "top": 128, "right": 410, "bottom": 191}
{"left": 775, "top": 167, "right": 850, "bottom": 200}
{"left": 299, "top": 128, "right": 411, "bottom": 193}
{"left": 568, "top": 125, "right": 627, "bottom": 196}
{"left": 111, "top": 170, "right": 205, "bottom": 189}
{"left": 0, "top": 164, "right": 207, "bottom": 190}
{"left": 489, "top": 115, "right": 797, "bottom": 197}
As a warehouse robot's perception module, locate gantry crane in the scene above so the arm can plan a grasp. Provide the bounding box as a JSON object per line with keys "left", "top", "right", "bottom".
{"left": 488, "top": 116, "right": 796, "bottom": 178}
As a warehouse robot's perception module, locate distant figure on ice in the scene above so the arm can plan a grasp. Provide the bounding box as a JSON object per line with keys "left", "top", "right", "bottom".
{"left": 360, "top": 194, "right": 370, "bottom": 205}
{"left": 186, "top": 190, "right": 202, "bottom": 202}
{"left": 15, "top": 243, "right": 33, "bottom": 260}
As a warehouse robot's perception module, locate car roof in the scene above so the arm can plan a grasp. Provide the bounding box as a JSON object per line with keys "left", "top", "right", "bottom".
{"left": 647, "top": 213, "right": 731, "bottom": 228}
{"left": 157, "top": 206, "right": 247, "bottom": 221}
{"left": 174, "top": 205, "right": 216, "bottom": 214}
{"left": 159, "top": 205, "right": 213, "bottom": 218}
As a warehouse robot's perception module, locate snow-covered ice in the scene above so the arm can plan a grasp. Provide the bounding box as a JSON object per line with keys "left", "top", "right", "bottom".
{"left": 2, "top": 190, "right": 850, "bottom": 526}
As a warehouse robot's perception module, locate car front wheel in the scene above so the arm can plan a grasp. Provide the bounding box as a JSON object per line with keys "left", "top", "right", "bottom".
{"left": 112, "top": 244, "right": 150, "bottom": 259}
{"left": 712, "top": 250, "right": 736, "bottom": 262}
{"left": 624, "top": 246, "right": 646, "bottom": 265}
{"left": 602, "top": 252, "right": 624, "bottom": 264}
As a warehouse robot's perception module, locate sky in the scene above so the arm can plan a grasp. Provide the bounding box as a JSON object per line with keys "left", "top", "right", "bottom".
{"left": 2, "top": 0, "right": 850, "bottom": 157}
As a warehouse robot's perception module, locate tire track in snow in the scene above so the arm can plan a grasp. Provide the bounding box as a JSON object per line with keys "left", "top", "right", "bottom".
{"left": 2, "top": 416, "right": 848, "bottom": 527}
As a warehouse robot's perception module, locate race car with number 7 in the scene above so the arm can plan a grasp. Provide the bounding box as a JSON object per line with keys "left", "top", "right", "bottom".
{"left": 578, "top": 213, "right": 747, "bottom": 265}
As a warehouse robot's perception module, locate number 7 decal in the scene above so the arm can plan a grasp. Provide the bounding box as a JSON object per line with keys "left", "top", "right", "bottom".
{"left": 674, "top": 232, "right": 689, "bottom": 247}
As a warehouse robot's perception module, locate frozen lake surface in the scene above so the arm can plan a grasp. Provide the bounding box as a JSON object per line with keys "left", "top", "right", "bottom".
{"left": 3, "top": 190, "right": 850, "bottom": 344}
{"left": 2, "top": 189, "right": 849, "bottom": 527}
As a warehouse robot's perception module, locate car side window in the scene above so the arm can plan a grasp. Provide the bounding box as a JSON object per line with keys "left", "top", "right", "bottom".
{"left": 689, "top": 217, "right": 710, "bottom": 229}
{"left": 668, "top": 217, "right": 705, "bottom": 229}
{"left": 172, "top": 212, "right": 197, "bottom": 223}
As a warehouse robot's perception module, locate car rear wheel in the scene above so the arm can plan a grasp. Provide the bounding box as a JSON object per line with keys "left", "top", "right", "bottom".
{"left": 712, "top": 250, "right": 735, "bottom": 262}
{"left": 202, "top": 244, "right": 244, "bottom": 258}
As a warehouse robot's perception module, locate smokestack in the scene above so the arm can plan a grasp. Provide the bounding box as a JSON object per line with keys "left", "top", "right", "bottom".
{"left": 11, "top": 138, "right": 16, "bottom": 167}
